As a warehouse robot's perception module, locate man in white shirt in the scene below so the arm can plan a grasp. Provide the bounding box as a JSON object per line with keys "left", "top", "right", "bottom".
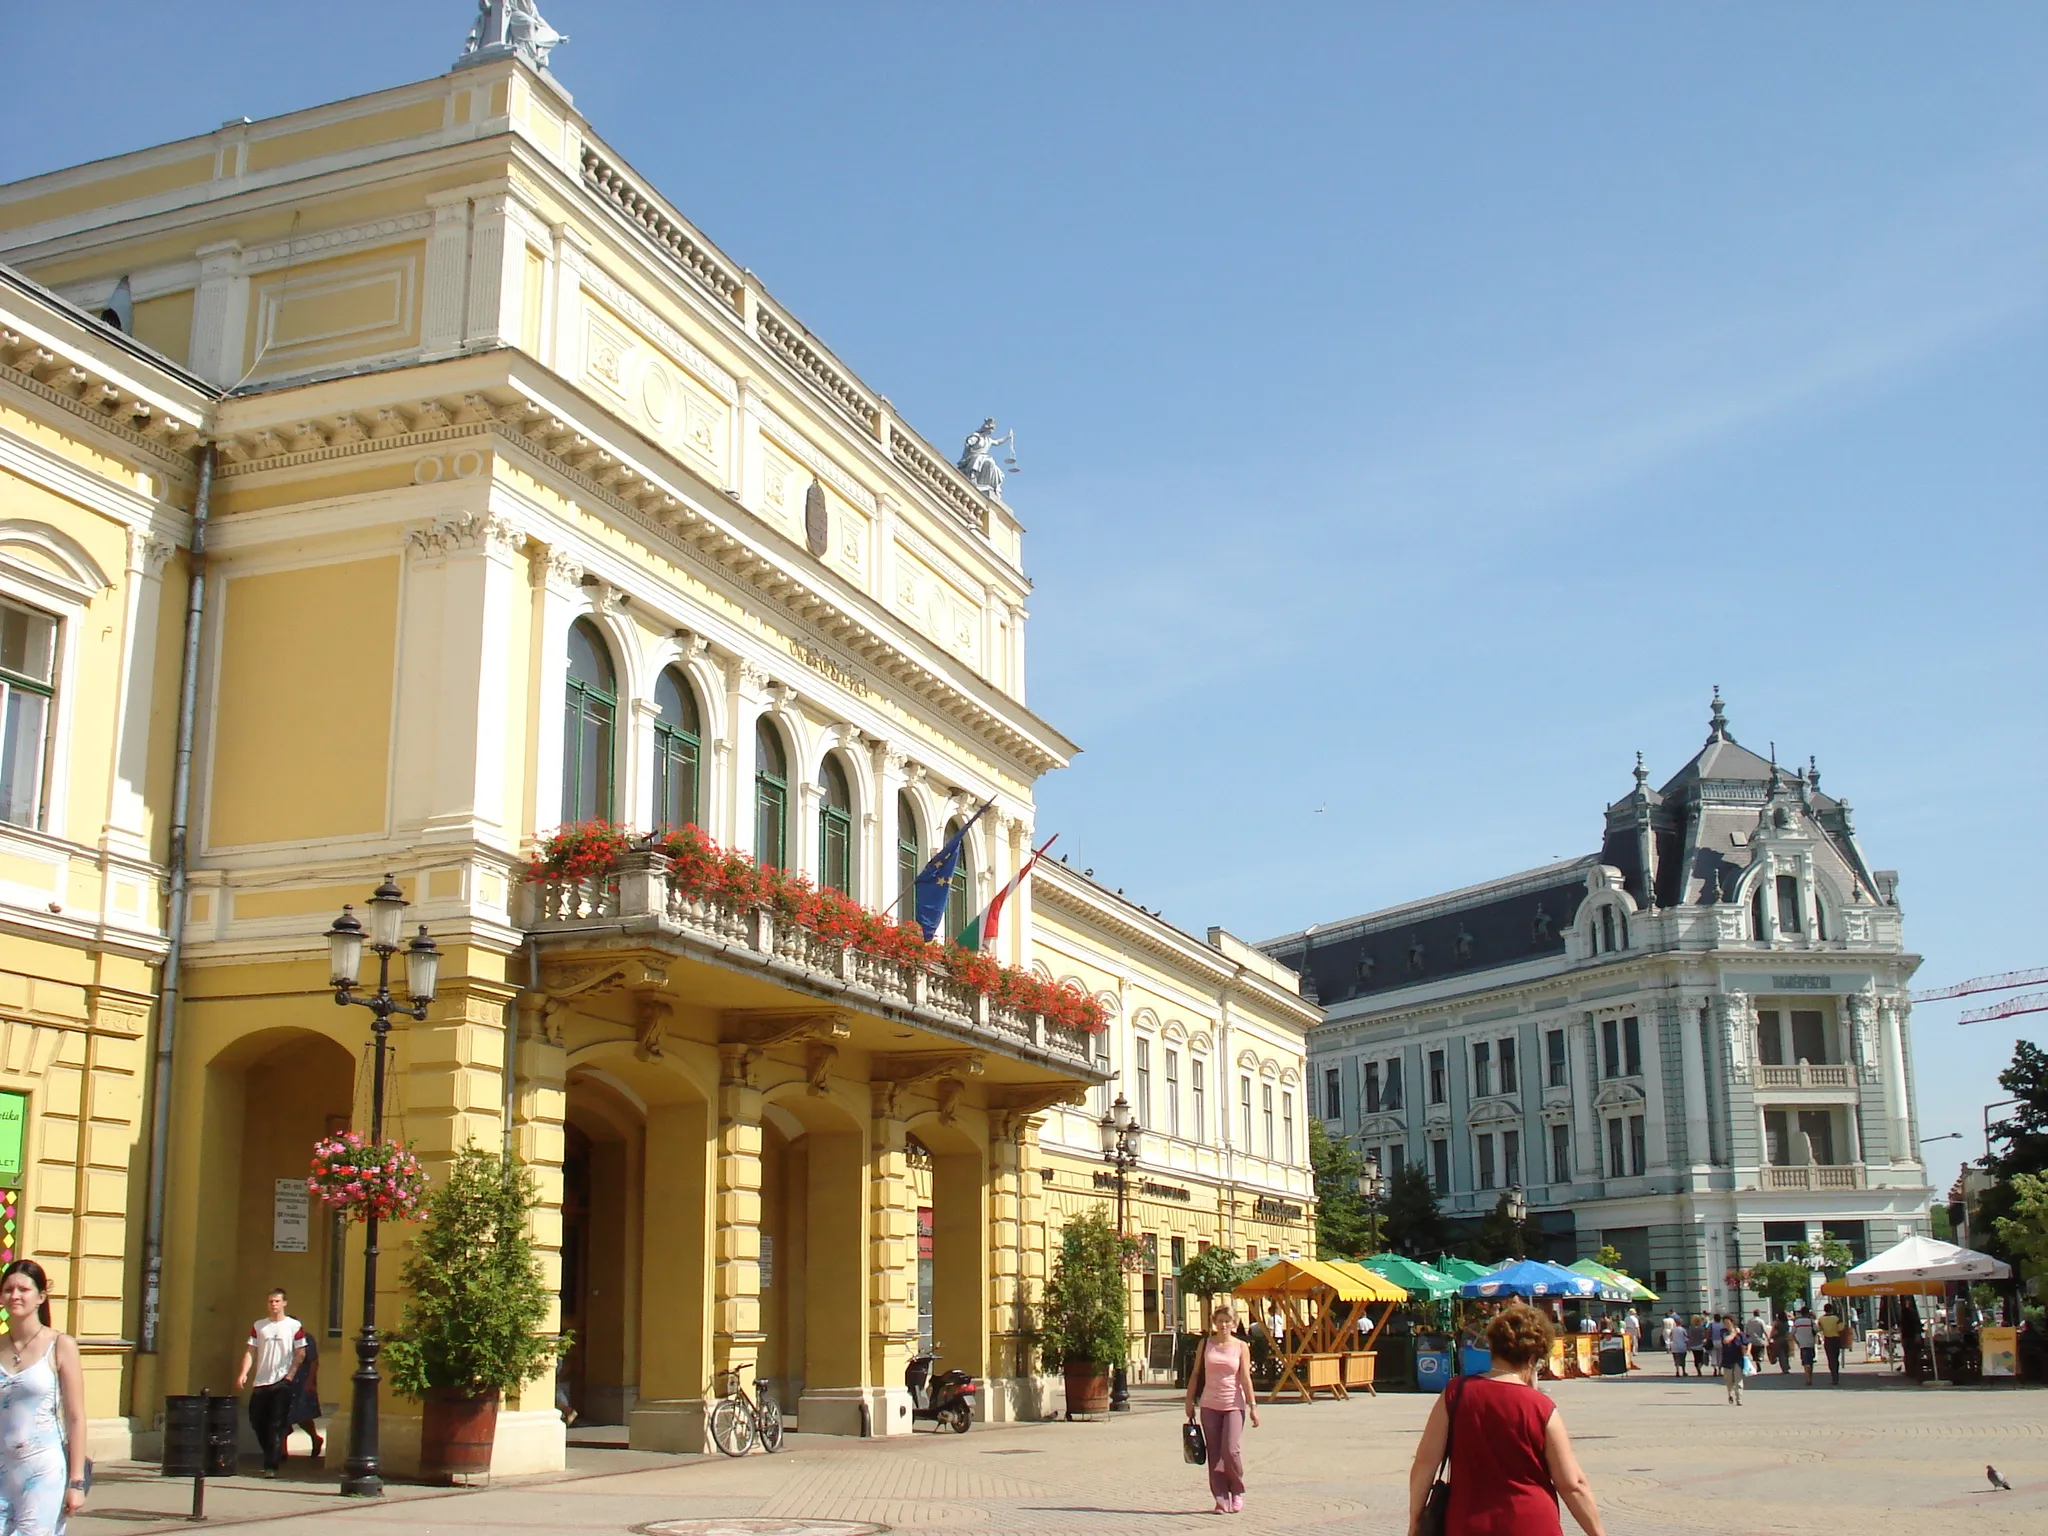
{"left": 237, "top": 1288, "right": 308, "bottom": 1477}
{"left": 1790, "top": 1306, "right": 1819, "bottom": 1386}
{"left": 1746, "top": 1309, "right": 1769, "bottom": 1347}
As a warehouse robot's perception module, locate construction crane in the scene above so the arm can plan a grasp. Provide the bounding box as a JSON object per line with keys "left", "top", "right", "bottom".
{"left": 1959, "top": 992, "right": 2048, "bottom": 1027}
{"left": 1911, "top": 966, "right": 2048, "bottom": 1004}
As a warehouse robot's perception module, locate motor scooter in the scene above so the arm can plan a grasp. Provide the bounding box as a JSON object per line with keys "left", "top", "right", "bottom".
{"left": 905, "top": 1351, "right": 976, "bottom": 1433}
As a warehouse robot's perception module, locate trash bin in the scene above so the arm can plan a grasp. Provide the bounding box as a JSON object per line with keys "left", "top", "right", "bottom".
{"left": 1598, "top": 1340, "right": 1627, "bottom": 1377}
{"left": 163, "top": 1394, "right": 238, "bottom": 1477}
{"left": 1415, "top": 1351, "right": 1452, "bottom": 1393}
{"left": 1459, "top": 1346, "right": 1493, "bottom": 1377}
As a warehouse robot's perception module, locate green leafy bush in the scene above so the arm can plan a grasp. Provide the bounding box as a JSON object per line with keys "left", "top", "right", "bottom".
{"left": 1037, "top": 1208, "right": 1138, "bottom": 1370}
{"left": 381, "top": 1146, "right": 568, "bottom": 1399}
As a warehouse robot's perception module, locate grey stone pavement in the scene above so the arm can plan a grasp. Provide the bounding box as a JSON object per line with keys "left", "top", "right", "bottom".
{"left": 75, "top": 1362, "right": 2046, "bottom": 1536}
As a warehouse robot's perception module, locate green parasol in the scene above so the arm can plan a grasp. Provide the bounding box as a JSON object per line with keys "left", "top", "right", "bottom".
{"left": 1359, "top": 1253, "right": 1462, "bottom": 1301}
{"left": 1568, "top": 1257, "right": 1657, "bottom": 1302}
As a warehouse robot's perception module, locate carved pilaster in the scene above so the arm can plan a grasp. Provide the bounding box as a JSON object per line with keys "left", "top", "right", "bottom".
{"left": 1719, "top": 991, "right": 1754, "bottom": 1084}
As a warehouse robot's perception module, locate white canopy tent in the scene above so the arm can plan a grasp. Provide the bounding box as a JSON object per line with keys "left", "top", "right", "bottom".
{"left": 1844, "top": 1233, "right": 2012, "bottom": 1286}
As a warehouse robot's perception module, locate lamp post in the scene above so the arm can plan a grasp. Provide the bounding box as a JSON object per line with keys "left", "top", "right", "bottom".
{"left": 1098, "top": 1092, "right": 1141, "bottom": 1412}
{"left": 1505, "top": 1185, "right": 1528, "bottom": 1260}
{"left": 324, "top": 876, "right": 439, "bottom": 1498}
{"left": 1356, "top": 1155, "right": 1384, "bottom": 1253}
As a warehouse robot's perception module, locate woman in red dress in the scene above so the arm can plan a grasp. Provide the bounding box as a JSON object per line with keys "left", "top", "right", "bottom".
{"left": 1405, "top": 1303, "right": 1606, "bottom": 1536}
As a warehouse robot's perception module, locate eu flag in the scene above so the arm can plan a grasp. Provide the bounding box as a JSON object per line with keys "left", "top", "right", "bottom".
{"left": 912, "top": 803, "right": 988, "bottom": 941}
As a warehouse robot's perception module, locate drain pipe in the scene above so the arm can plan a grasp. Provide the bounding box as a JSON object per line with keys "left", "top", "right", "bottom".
{"left": 139, "top": 444, "right": 216, "bottom": 1356}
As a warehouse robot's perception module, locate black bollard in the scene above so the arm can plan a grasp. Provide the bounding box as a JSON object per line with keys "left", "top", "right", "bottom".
{"left": 190, "top": 1388, "right": 208, "bottom": 1523}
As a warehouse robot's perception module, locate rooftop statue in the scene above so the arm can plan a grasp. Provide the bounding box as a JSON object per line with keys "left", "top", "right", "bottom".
{"left": 458, "top": 0, "right": 568, "bottom": 71}
{"left": 956, "top": 418, "right": 1017, "bottom": 502}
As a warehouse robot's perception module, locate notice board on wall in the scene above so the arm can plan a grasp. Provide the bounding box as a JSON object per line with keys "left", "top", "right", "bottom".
{"left": 273, "top": 1178, "right": 310, "bottom": 1253}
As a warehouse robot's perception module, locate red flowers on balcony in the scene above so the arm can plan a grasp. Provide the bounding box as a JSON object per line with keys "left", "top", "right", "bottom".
{"left": 531, "top": 821, "right": 1106, "bottom": 1034}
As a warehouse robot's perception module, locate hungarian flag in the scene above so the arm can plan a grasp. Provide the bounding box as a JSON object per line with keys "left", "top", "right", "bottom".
{"left": 958, "top": 834, "right": 1057, "bottom": 953}
{"left": 912, "top": 802, "right": 991, "bottom": 941}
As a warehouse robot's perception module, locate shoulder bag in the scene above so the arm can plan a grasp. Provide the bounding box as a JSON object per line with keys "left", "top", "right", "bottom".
{"left": 1415, "top": 1376, "right": 1463, "bottom": 1536}
{"left": 1182, "top": 1343, "right": 1208, "bottom": 1464}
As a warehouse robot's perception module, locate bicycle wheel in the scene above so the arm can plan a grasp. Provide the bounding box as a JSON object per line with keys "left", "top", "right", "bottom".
{"left": 709, "top": 1395, "right": 756, "bottom": 1458}
{"left": 756, "top": 1390, "right": 784, "bottom": 1452}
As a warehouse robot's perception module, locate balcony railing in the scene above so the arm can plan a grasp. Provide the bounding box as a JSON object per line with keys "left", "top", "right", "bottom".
{"left": 522, "top": 856, "right": 1099, "bottom": 1071}
{"left": 1761, "top": 1163, "right": 1866, "bottom": 1191}
{"left": 1757, "top": 1063, "right": 1852, "bottom": 1089}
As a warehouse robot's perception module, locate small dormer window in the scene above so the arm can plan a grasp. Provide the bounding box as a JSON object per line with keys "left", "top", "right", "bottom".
{"left": 1751, "top": 885, "right": 1767, "bottom": 940}
{"left": 1775, "top": 874, "right": 1802, "bottom": 934}
{"left": 1599, "top": 906, "right": 1616, "bottom": 954}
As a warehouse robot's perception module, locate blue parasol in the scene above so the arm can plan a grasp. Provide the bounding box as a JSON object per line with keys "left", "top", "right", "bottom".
{"left": 1459, "top": 1259, "right": 1601, "bottom": 1300}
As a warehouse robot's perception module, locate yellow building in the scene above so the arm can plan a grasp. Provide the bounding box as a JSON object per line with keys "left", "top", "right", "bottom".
{"left": 0, "top": 11, "right": 1314, "bottom": 1472}
{"left": 0, "top": 267, "right": 210, "bottom": 1458}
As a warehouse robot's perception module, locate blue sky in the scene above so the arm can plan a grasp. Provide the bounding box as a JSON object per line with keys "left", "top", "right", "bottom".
{"left": 6, "top": 3, "right": 2043, "bottom": 1200}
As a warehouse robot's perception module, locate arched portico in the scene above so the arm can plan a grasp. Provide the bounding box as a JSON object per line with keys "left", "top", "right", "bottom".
{"left": 759, "top": 1084, "right": 868, "bottom": 1431}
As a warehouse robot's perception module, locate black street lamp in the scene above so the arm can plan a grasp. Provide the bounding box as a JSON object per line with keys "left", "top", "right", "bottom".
{"left": 1097, "top": 1093, "right": 1141, "bottom": 1412}
{"left": 324, "top": 876, "right": 439, "bottom": 1498}
{"left": 1356, "top": 1154, "right": 1384, "bottom": 1253}
{"left": 1505, "top": 1184, "right": 1528, "bottom": 1260}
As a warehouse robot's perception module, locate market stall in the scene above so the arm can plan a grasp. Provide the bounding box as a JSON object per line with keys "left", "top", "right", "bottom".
{"left": 1826, "top": 1235, "right": 2014, "bottom": 1382}
{"left": 1360, "top": 1254, "right": 1463, "bottom": 1390}
{"left": 1234, "top": 1258, "right": 1408, "bottom": 1402}
{"left": 1460, "top": 1260, "right": 1605, "bottom": 1378}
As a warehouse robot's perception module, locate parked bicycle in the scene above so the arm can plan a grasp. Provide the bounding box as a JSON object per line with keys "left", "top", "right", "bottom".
{"left": 709, "top": 1361, "right": 784, "bottom": 1457}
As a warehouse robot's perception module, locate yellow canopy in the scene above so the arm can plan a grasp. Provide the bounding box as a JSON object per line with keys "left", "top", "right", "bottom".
{"left": 1821, "top": 1277, "right": 1946, "bottom": 1297}
{"left": 1234, "top": 1257, "right": 1406, "bottom": 1303}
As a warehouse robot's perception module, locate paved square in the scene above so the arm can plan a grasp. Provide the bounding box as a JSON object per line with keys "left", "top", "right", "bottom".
{"left": 74, "top": 1366, "right": 2045, "bottom": 1536}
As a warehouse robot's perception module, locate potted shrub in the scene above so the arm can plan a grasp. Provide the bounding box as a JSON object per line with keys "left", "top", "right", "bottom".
{"left": 382, "top": 1146, "right": 568, "bottom": 1482}
{"left": 1038, "top": 1208, "right": 1138, "bottom": 1416}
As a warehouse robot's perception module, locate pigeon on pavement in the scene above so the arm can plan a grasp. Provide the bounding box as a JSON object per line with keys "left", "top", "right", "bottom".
{"left": 1987, "top": 1465, "right": 2012, "bottom": 1491}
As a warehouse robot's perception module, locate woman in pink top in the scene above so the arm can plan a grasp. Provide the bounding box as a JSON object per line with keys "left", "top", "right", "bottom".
{"left": 1183, "top": 1300, "right": 1260, "bottom": 1514}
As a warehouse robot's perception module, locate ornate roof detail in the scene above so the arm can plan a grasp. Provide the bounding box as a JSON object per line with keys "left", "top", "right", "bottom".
{"left": 458, "top": 1, "right": 567, "bottom": 73}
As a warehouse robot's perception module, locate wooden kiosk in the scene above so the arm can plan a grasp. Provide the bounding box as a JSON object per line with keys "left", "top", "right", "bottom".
{"left": 1235, "top": 1258, "right": 1408, "bottom": 1402}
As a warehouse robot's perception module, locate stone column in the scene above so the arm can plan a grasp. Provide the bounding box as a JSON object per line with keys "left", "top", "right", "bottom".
{"left": 1880, "top": 998, "right": 1913, "bottom": 1164}
{"left": 420, "top": 193, "right": 473, "bottom": 358}
{"left": 1569, "top": 1014, "right": 1599, "bottom": 1187}
{"left": 986, "top": 1116, "right": 1025, "bottom": 1405}
{"left": 723, "top": 660, "right": 771, "bottom": 857}
{"left": 1678, "top": 995, "right": 1712, "bottom": 1170}
{"left": 1639, "top": 1005, "right": 1672, "bottom": 1174}
{"left": 866, "top": 1085, "right": 916, "bottom": 1435}
{"left": 712, "top": 1045, "right": 766, "bottom": 1395}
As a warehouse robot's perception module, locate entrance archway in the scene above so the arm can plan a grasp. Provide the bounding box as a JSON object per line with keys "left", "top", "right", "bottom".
{"left": 193, "top": 1028, "right": 356, "bottom": 1396}
{"left": 759, "top": 1087, "right": 866, "bottom": 1433}
{"left": 905, "top": 1115, "right": 988, "bottom": 1394}
{"left": 561, "top": 1047, "right": 712, "bottom": 1452}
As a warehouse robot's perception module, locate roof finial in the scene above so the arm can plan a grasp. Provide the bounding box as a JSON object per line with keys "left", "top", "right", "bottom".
{"left": 1767, "top": 740, "right": 1782, "bottom": 792}
{"left": 1807, "top": 755, "right": 1820, "bottom": 791}
{"left": 1633, "top": 751, "right": 1649, "bottom": 793}
{"left": 1708, "top": 685, "right": 1729, "bottom": 742}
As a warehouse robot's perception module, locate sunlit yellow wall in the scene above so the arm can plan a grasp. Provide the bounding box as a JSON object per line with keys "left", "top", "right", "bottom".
{"left": 207, "top": 557, "right": 399, "bottom": 848}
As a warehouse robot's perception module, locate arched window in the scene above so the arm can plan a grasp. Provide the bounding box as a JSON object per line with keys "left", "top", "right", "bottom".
{"left": 1775, "top": 874, "right": 1802, "bottom": 935}
{"left": 819, "top": 755, "right": 854, "bottom": 894}
{"left": 562, "top": 618, "right": 617, "bottom": 824}
{"left": 1600, "top": 906, "right": 1617, "bottom": 954}
{"left": 754, "top": 719, "right": 788, "bottom": 868}
{"left": 944, "top": 817, "right": 976, "bottom": 943}
{"left": 1750, "top": 884, "right": 1768, "bottom": 941}
{"left": 652, "top": 666, "right": 701, "bottom": 832}
{"left": 896, "top": 791, "right": 921, "bottom": 912}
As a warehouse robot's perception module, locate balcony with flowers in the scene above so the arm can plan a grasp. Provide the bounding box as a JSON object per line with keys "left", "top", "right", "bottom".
{"left": 515, "top": 822, "right": 1106, "bottom": 1076}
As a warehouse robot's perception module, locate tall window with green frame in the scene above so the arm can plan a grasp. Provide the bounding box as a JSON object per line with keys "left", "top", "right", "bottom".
{"left": 896, "top": 791, "right": 921, "bottom": 915}
{"left": 754, "top": 719, "right": 788, "bottom": 868}
{"left": 818, "top": 756, "right": 854, "bottom": 894}
{"left": 652, "top": 666, "right": 701, "bottom": 831}
{"left": 0, "top": 600, "right": 58, "bottom": 830}
{"left": 562, "top": 618, "right": 617, "bottom": 825}
{"left": 943, "top": 818, "right": 975, "bottom": 943}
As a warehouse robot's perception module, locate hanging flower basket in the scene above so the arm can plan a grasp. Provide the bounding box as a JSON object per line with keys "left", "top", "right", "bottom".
{"left": 308, "top": 1132, "right": 428, "bottom": 1223}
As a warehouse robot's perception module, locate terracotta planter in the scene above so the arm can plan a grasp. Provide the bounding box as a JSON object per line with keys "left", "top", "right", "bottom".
{"left": 1063, "top": 1363, "right": 1111, "bottom": 1415}
{"left": 419, "top": 1387, "right": 500, "bottom": 1483}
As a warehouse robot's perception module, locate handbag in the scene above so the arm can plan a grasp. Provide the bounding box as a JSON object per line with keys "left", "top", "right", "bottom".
{"left": 1415, "top": 1376, "right": 1463, "bottom": 1536}
{"left": 1742, "top": 1352, "right": 1757, "bottom": 1376}
{"left": 1182, "top": 1420, "right": 1207, "bottom": 1465}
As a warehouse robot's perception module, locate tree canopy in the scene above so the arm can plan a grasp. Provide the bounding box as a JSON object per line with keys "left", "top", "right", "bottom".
{"left": 1380, "top": 1163, "right": 1447, "bottom": 1258}
{"left": 1308, "top": 1120, "right": 1381, "bottom": 1258}
{"left": 1977, "top": 1040, "right": 2048, "bottom": 1267}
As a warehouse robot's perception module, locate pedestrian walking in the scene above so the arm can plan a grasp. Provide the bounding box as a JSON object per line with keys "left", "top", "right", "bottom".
{"left": 236, "top": 1288, "right": 308, "bottom": 1477}
{"left": 1183, "top": 1300, "right": 1259, "bottom": 1515}
{"left": 1773, "top": 1312, "right": 1794, "bottom": 1374}
{"left": 1818, "top": 1304, "right": 1847, "bottom": 1386}
{"left": 1405, "top": 1304, "right": 1606, "bottom": 1536}
{"left": 1791, "top": 1306, "right": 1818, "bottom": 1386}
{"left": 1719, "top": 1315, "right": 1753, "bottom": 1406}
{"left": 1689, "top": 1315, "right": 1709, "bottom": 1377}
{"left": 1666, "top": 1319, "right": 1690, "bottom": 1378}
{"left": 0, "top": 1259, "right": 89, "bottom": 1533}
{"left": 287, "top": 1332, "right": 323, "bottom": 1461}
{"left": 1746, "top": 1309, "right": 1769, "bottom": 1350}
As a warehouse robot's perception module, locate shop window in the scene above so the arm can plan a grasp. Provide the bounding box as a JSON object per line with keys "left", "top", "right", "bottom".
{"left": 0, "top": 1090, "right": 24, "bottom": 1263}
